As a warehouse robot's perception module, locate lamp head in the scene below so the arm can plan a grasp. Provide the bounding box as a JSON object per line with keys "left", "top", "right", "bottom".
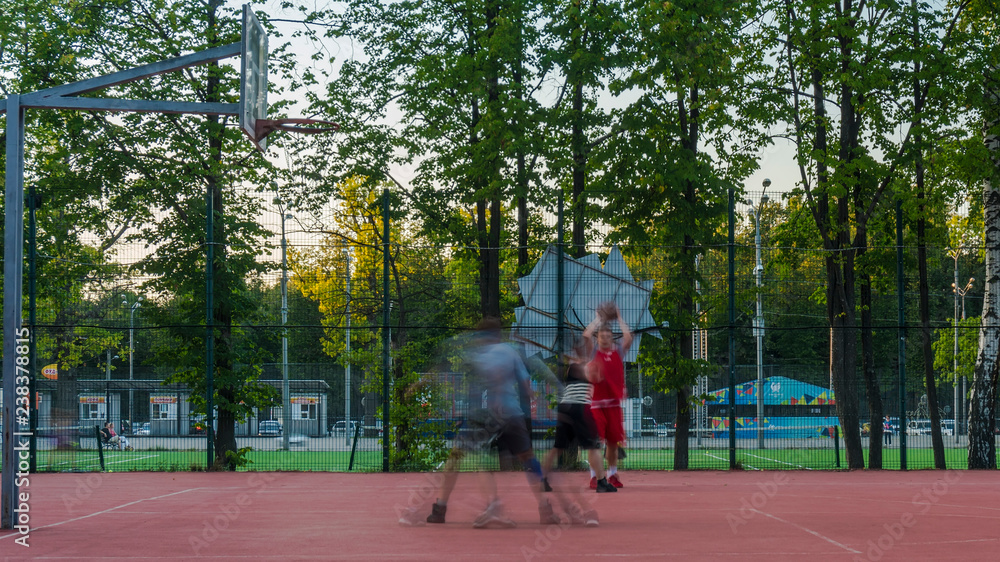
{"left": 760, "top": 194, "right": 769, "bottom": 205}
{"left": 762, "top": 178, "right": 771, "bottom": 189}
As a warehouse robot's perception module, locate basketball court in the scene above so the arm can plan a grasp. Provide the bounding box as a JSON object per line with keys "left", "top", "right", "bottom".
{"left": 1, "top": 469, "right": 997, "bottom": 561}
{"left": 3, "top": 7, "right": 998, "bottom": 562}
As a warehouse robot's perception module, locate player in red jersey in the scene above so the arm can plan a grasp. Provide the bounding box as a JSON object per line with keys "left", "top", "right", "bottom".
{"left": 584, "top": 302, "right": 632, "bottom": 488}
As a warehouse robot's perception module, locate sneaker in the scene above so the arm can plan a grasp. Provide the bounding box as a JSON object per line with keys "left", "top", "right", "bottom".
{"left": 125, "top": 446, "right": 134, "bottom": 451}
{"left": 566, "top": 505, "right": 586, "bottom": 525}
{"left": 539, "top": 501, "right": 562, "bottom": 525}
{"left": 427, "top": 502, "right": 447, "bottom": 524}
{"left": 582, "top": 509, "right": 599, "bottom": 527}
{"left": 589, "top": 477, "right": 598, "bottom": 490}
{"left": 596, "top": 478, "right": 618, "bottom": 493}
{"left": 398, "top": 506, "right": 426, "bottom": 527}
{"left": 608, "top": 474, "right": 623, "bottom": 488}
{"left": 473, "top": 501, "right": 516, "bottom": 529}
{"left": 542, "top": 477, "right": 553, "bottom": 492}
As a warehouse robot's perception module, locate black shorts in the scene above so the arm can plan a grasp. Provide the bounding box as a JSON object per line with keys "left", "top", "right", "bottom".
{"left": 458, "top": 409, "right": 532, "bottom": 456}
{"left": 553, "top": 403, "right": 599, "bottom": 450}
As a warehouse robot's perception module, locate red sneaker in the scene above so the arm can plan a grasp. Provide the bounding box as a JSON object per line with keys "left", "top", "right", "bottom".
{"left": 608, "top": 474, "right": 623, "bottom": 488}
{"left": 589, "top": 477, "right": 598, "bottom": 490}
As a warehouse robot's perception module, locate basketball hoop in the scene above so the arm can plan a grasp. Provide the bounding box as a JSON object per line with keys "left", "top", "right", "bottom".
{"left": 255, "top": 118, "right": 339, "bottom": 142}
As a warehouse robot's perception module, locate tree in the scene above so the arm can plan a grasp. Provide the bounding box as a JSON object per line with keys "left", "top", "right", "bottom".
{"left": 2, "top": 0, "right": 307, "bottom": 469}
{"left": 770, "top": 0, "right": 972, "bottom": 468}
{"left": 292, "top": 176, "right": 457, "bottom": 469}
{"left": 300, "top": 0, "right": 557, "bottom": 320}
{"left": 957, "top": 0, "right": 1000, "bottom": 470}
{"left": 0, "top": 1, "right": 198, "bottom": 438}
{"left": 597, "top": 0, "right": 770, "bottom": 468}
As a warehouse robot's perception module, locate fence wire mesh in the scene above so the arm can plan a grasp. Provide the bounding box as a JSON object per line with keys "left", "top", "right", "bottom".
{"left": 9, "top": 189, "right": 986, "bottom": 472}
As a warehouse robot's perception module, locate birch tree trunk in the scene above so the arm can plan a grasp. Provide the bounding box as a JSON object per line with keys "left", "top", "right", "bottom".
{"left": 969, "top": 64, "right": 1000, "bottom": 469}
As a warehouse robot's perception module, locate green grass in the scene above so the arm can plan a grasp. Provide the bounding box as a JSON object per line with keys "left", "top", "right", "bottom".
{"left": 34, "top": 446, "right": 982, "bottom": 472}
{"left": 618, "top": 447, "right": 976, "bottom": 470}
{"left": 36, "top": 449, "right": 386, "bottom": 472}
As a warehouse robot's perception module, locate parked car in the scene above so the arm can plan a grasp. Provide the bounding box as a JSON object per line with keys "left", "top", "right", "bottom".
{"left": 362, "top": 420, "right": 384, "bottom": 437}
{"left": 640, "top": 417, "right": 659, "bottom": 437}
{"left": 329, "top": 421, "right": 359, "bottom": 435}
{"left": 906, "top": 419, "right": 932, "bottom": 435}
{"left": 258, "top": 420, "right": 282, "bottom": 436}
{"left": 940, "top": 420, "right": 955, "bottom": 436}
{"left": 884, "top": 417, "right": 899, "bottom": 434}
{"left": 134, "top": 422, "right": 151, "bottom": 436}
{"left": 190, "top": 416, "right": 208, "bottom": 435}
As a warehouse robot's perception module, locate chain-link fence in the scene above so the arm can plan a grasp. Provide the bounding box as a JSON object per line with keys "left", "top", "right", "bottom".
{"left": 10, "top": 189, "right": 986, "bottom": 472}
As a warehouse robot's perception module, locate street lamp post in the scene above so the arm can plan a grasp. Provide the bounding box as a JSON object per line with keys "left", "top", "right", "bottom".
{"left": 344, "top": 248, "right": 352, "bottom": 446}
{"left": 106, "top": 349, "right": 113, "bottom": 425}
{"left": 123, "top": 296, "right": 142, "bottom": 432}
{"left": 952, "top": 273, "right": 974, "bottom": 435}
{"left": 275, "top": 197, "right": 292, "bottom": 451}
{"left": 749, "top": 179, "right": 770, "bottom": 449}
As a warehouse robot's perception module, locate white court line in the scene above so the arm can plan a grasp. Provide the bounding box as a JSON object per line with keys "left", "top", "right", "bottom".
{"left": 0, "top": 487, "right": 203, "bottom": 540}
{"left": 54, "top": 455, "right": 101, "bottom": 466}
{"left": 702, "top": 451, "right": 758, "bottom": 470}
{"left": 750, "top": 508, "right": 862, "bottom": 554}
{"left": 80, "top": 454, "right": 160, "bottom": 469}
{"left": 742, "top": 452, "right": 814, "bottom": 470}
{"left": 0, "top": 487, "right": 202, "bottom": 541}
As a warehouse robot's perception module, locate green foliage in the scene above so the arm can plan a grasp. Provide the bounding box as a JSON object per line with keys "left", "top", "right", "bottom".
{"left": 932, "top": 317, "right": 980, "bottom": 383}
{"left": 371, "top": 367, "right": 452, "bottom": 472}
{"left": 219, "top": 446, "right": 255, "bottom": 471}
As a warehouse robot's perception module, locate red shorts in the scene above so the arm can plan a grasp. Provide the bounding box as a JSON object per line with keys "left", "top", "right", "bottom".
{"left": 588, "top": 405, "right": 625, "bottom": 445}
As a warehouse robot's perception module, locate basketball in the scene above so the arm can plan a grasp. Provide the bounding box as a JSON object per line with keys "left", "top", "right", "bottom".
{"left": 597, "top": 301, "right": 617, "bottom": 321}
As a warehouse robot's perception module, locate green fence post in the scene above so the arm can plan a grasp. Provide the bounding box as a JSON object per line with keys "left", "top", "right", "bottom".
{"left": 95, "top": 426, "right": 106, "bottom": 472}
{"left": 896, "top": 197, "right": 907, "bottom": 470}
{"left": 382, "top": 188, "right": 390, "bottom": 472}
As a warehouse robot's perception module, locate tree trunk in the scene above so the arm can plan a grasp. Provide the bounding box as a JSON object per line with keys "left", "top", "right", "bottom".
{"left": 674, "top": 386, "right": 690, "bottom": 469}
{"left": 828, "top": 21, "right": 866, "bottom": 468}
{"left": 510, "top": 3, "right": 530, "bottom": 276}
{"left": 829, "top": 263, "right": 864, "bottom": 469}
{"left": 472, "top": 2, "right": 502, "bottom": 319}
{"left": 571, "top": 78, "right": 586, "bottom": 258}
{"left": 857, "top": 224, "right": 883, "bottom": 468}
{"left": 912, "top": 5, "right": 946, "bottom": 469}
{"left": 673, "top": 85, "right": 699, "bottom": 470}
{"left": 918, "top": 207, "right": 947, "bottom": 468}
{"left": 969, "top": 66, "right": 1000, "bottom": 469}
{"left": 569, "top": 0, "right": 596, "bottom": 259}
{"left": 206, "top": 0, "right": 237, "bottom": 469}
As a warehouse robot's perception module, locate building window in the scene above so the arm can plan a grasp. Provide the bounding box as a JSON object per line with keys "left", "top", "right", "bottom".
{"left": 152, "top": 403, "right": 176, "bottom": 419}
{"left": 297, "top": 403, "right": 317, "bottom": 420}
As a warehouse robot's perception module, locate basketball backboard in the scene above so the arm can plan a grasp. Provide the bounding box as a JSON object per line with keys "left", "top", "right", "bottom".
{"left": 240, "top": 3, "right": 268, "bottom": 152}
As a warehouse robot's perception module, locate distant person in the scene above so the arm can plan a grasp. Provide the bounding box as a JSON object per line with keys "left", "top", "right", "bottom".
{"left": 584, "top": 302, "right": 632, "bottom": 489}
{"left": 540, "top": 335, "right": 614, "bottom": 524}
{"left": 399, "top": 317, "right": 561, "bottom": 527}
{"left": 883, "top": 416, "right": 893, "bottom": 446}
{"left": 102, "top": 422, "right": 133, "bottom": 451}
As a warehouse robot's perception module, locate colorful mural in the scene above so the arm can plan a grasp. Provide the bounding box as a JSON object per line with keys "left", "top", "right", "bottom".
{"left": 705, "top": 375, "right": 835, "bottom": 406}
{"left": 704, "top": 376, "right": 839, "bottom": 439}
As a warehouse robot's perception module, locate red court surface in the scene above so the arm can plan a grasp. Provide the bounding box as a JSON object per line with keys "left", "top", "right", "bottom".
{"left": 1, "top": 469, "right": 998, "bottom": 561}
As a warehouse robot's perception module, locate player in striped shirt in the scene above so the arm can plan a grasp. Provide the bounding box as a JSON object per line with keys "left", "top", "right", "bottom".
{"left": 540, "top": 335, "right": 616, "bottom": 525}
